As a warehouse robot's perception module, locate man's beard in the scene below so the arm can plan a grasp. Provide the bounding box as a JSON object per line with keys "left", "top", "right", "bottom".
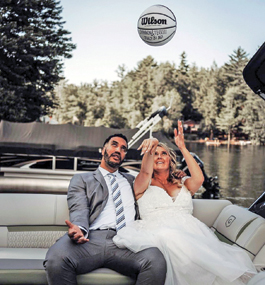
{"left": 104, "top": 151, "right": 124, "bottom": 169}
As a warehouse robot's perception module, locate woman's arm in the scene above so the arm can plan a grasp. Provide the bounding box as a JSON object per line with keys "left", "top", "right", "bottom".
{"left": 133, "top": 138, "right": 159, "bottom": 200}
{"left": 175, "top": 120, "right": 204, "bottom": 195}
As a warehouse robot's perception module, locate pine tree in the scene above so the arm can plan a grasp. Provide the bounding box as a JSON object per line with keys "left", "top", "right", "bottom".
{"left": 179, "top": 51, "right": 189, "bottom": 75}
{"left": 216, "top": 86, "right": 241, "bottom": 144}
{"left": 151, "top": 90, "right": 184, "bottom": 134}
{"left": 126, "top": 56, "right": 158, "bottom": 119}
{"left": 195, "top": 63, "right": 224, "bottom": 137}
{"left": 176, "top": 52, "right": 195, "bottom": 120}
{"left": 224, "top": 47, "right": 249, "bottom": 88}
{"left": 0, "top": 0, "right": 76, "bottom": 122}
{"left": 216, "top": 47, "right": 250, "bottom": 142}
{"left": 241, "top": 90, "right": 265, "bottom": 144}
{"left": 223, "top": 47, "right": 249, "bottom": 106}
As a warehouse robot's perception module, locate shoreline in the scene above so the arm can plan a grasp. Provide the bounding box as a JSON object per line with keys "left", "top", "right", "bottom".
{"left": 185, "top": 139, "right": 252, "bottom": 146}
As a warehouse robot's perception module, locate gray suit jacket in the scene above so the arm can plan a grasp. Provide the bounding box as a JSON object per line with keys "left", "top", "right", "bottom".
{"left": 67, "top": 168, "right": 140, "bottom": 233}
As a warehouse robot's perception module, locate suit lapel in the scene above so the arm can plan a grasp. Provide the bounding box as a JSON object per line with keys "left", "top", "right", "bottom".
{"left": 93, "top": 168, "right": 109, "bottom": 201}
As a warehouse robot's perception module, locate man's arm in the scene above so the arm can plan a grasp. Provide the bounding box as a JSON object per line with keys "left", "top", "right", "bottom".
{"left": 67, "top": 174, "right": 90, "bottom": 242}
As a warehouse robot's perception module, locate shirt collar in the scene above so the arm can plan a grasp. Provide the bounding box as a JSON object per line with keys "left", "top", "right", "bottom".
{"left": 99, "top": 166, "right": 119, "bottom": 177}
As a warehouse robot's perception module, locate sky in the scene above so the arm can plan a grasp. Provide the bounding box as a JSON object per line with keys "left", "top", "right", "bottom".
{"left": 60, "top": 0, "right": 265, "bottom": 85}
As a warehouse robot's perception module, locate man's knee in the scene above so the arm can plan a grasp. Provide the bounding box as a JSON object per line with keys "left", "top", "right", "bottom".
{"left": 44, "top": 243, "right": 76, "bottom": 273}
{"left": 44, "top": 247, "right": 78, "bottom": 285}
{"left": 139, "top": 247, "right": 167, "bottom": 278}
{"left": 145, "top": 247, "right": 166, "bottom": 272}
{"left": 136, "top": 247, "right": 166, "bottom": 285}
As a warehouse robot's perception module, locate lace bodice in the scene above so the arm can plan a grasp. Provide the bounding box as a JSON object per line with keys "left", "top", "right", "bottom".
{"left": 137, "top": 184, "right": 193, "bottom": 220}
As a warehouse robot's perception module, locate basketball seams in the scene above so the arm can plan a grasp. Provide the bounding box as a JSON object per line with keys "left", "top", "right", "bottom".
{"left": 154, "top": 4, "right": 176, "bottom": 19}
{"left": 138, "top": 26, "right": 176, "bottom": 31}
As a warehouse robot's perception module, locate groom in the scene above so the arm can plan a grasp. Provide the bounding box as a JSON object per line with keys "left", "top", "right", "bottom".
{"left": 44, "top": 133, "right": 166, "bottom": 285}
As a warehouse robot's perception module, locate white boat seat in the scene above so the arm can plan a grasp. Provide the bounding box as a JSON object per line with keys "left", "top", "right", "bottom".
{"left": 1, "top": 192, "right": 264, "bottom": 283}
{"left": 211, "top": 204, "right": 265, "bottom": 271}
{"left": 0, "top": 193, "right": 135, "bottom": 284}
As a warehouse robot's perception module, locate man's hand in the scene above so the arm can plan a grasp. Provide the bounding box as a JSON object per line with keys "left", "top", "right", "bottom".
{"left": 65, "top": 220, "right": 89, "bottom": 244}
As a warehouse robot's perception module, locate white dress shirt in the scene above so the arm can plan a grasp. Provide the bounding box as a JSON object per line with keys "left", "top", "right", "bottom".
{"left": 89, "top": 167, "right": 136, "bottom": 230}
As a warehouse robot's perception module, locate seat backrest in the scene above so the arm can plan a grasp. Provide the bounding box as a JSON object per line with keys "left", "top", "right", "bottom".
{"left": 0, "top": 193, "right": 68, "bottom": 248}
{"left": 211, "top": 205, "right": 265, "bottom": 262}
{"left": 192, "top": 199, "right": 232, "bottom": 227}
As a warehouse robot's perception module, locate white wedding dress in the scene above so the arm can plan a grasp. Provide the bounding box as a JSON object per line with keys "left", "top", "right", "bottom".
{"left": 113, "top": 182, "right": 257, "bottom": 285}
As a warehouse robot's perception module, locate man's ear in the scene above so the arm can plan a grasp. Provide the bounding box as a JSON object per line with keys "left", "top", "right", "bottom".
{"left": 101, "top": 145, "right": 106, "bottom": 156}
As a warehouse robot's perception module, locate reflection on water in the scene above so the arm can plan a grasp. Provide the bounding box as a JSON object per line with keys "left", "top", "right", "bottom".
{"left": 186, "top": 143, "right": 265, "bottom": 207}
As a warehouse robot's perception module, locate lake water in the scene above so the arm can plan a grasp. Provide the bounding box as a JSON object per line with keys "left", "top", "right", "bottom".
{"left": 185, "top": 142, "right": 265, "bottom": 208}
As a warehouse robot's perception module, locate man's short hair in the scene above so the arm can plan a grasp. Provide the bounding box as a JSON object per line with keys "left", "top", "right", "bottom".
{"left": 103, "top": 134, "right": 128, "bottom": 147}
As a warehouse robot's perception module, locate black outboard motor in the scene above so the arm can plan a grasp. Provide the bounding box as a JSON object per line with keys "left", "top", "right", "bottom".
{"left": 180, "top": 152, "right": 220, "bottom": 199}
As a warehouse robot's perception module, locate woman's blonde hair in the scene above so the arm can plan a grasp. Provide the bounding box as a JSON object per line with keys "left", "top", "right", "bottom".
{"left": 155, "top": 142, "right": 183, "bottom": 187}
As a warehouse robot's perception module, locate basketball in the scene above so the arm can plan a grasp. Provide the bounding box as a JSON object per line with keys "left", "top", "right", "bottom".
{"left": 137, "top": 5, "right": 177, "bottom": 47}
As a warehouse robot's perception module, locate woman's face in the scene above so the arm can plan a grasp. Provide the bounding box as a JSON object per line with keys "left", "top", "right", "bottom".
{"left": 153, "top": 146, "right": 170, "bottom": 171}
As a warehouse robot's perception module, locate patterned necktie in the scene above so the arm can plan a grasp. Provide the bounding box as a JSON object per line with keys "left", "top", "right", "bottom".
{"left": 107, "top": 173, "right": 126, "bottom": 231}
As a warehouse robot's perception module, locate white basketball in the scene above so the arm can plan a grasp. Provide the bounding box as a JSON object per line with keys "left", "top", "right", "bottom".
{"left": 137, "top": 5, "right": 177, "bottom": 47}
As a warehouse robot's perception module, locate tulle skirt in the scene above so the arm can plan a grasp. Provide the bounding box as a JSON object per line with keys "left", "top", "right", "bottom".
{"left": 113, "top": 213, "right": 257, "bottom": 285}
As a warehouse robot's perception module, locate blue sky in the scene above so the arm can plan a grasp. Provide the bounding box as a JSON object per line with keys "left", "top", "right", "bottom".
{"left": 60, "top": 0, "right": 265, "bottom": 85}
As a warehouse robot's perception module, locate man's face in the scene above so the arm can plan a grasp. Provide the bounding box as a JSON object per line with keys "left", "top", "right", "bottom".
{"left": 102, "top": 137, "right": 128, "bottom": 170}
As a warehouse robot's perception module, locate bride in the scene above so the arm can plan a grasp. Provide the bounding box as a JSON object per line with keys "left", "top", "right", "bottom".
{"left": 113, "top": 120, "right": 257, "bottom": 285}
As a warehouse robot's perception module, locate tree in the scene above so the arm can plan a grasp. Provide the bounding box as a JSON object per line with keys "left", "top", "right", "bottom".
{"left": 241, "top": 90, "right": 265, "bottom": 144}
{"left": 223, "top": 47, "right": 249, "bottom": 88}
{"left": 178, "top": 51, "right": 189, "bottom": 75}
{"left": 57, "top": 82, "right": 107, "bottom": 126}
{"left": 217, "top": 47, "right": 252, "bottom": 142}
{"left": 132, "top": 56, "right": 158, "bottom": 118}
{"left": 152, "top": 61, "right": 177, "bottom": 95}
{"left": 151, "top": 90, "right": 184, "bottom": 134}
{"left": 195, "top": 63, "right": 223, "bottom": 138}
{"left": 216, "top": 87, "right": 241, "bottom": 144}
{"left": 0, "top": 0, "right": 76, "bottom": 122}
{"left": 223, "top": 47, "right": 249, "bottom": 111}
{"left": 56, "top": 83, "right": 77, "bottom": 124}
{"left": 175, "top": 52, "right": 196, "bottom": 121}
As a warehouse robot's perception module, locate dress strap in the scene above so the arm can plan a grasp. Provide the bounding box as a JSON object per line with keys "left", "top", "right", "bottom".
{"left": 181, "top": 176, "right": 190, "bottom": 184}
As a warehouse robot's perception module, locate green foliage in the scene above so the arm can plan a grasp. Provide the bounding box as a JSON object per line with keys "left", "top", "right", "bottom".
{"left": 241, "top": 90, "right": 265, "bottom": 144}
{"left": 216, "top": 87, "right": 240, "bottom": 133}
{"left": 196, "top": 63, "right": 224, "bottom": 135}
{"left": 215, "top": 47, "right": 252, "bottom": 141}
{"left": 223, "top": 47, "right": 249, "bottom": 88}
{"left": 52, "top": 45, "right": 265, "bottom": 144}
{"left": 0, "top": 0, "right": 75, "bottom": 122}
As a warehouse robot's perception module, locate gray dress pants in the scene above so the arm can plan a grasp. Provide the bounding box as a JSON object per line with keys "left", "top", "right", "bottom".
{"left": 44, "top": 229, "right": 166, "bottom": 285}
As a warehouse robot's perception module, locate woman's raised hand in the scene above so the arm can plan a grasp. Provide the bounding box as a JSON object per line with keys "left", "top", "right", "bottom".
{"left": 138, "top": 138, "right": 159, "bottom": 156}
{"left": 174, "top": 120, "right": 185, "bottom": 150}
